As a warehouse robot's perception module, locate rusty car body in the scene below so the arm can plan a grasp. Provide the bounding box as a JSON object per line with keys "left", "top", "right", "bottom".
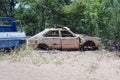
{"left": 28, "top": 26, "right": 101, "bottom": 50}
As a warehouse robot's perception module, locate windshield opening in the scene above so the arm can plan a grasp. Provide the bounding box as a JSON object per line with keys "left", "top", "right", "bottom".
{"left": 15, "top": 21, "right": 23, "bottom": 32}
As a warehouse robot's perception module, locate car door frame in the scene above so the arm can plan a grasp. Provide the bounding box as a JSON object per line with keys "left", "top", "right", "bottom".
{"left": 60, "top": 30, "right": 80, "bottom": 49}
{"left": 42, "top": 30, "right": 62, "bottom": 49}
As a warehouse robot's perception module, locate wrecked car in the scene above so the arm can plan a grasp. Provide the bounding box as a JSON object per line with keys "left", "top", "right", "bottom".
{"left": 28, "top": 26, "right": 101, "bottom": 50}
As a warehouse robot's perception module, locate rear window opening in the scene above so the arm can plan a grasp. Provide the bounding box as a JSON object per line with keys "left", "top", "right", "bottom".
{"left": 0, "top": 20, "right": 23, "bottom": 32}
{"left": 0, "top": 20, "right": 11, "bottom": 26}
{"left": 44, "top": 30, "right": 59, "bottom": 37}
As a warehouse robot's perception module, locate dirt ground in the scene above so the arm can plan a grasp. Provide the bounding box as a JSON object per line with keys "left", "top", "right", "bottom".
{"left": 0, "top": 50, "right": 120, "bottom": 80}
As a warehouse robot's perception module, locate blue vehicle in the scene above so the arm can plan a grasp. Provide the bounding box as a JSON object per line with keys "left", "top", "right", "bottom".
{"left": 0, "top": 17, "right": 26, "bottom": 49}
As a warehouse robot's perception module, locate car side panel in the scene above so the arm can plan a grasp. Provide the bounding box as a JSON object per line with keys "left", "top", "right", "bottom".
{"left": 42, "top": 37, "right": 61, "bottom": 49}
{"left": 61, "top": 37, "right": 80, "bottom": 49}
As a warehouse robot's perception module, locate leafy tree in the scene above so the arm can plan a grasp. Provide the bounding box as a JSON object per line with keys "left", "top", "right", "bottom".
{"left": 2, "top": 0, "right": 119, "bottom": 42}
{"left": 0, "top": 0, "right": 16, "bottom": 16}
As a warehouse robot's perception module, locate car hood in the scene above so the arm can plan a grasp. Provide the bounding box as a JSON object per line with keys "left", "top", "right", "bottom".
{"left": 75, "top": 34, "right": 101, "bottom": 41}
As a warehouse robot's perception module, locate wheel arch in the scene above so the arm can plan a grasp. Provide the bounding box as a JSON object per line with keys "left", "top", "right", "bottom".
{"left": 37, "top": 43, "right": 50, "bottom": 50}
{"left": 83, "top": 41, "right": 96, "bottom": 46}
{"left": 81, "top": 40, "right": 99, "bottom": 51}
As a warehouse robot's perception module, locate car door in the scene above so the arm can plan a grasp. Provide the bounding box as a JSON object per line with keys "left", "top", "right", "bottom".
{"left": 43, "top": 30, "right": 61, "bottom": 49}
{"left": 60, "top": 30, "right": 80, "bottom": 49}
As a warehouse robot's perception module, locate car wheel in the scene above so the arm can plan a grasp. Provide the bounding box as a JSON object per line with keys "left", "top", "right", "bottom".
{"left": 37, "top": 44, "right": 51, "bottom": 50}
{"left": 81, "top": 41, "right": 97, "bottom": 51}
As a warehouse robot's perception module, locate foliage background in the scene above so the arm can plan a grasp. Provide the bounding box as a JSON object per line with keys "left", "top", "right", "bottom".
{"left": 0, "top": 0, "right": 120, "bottom": 42}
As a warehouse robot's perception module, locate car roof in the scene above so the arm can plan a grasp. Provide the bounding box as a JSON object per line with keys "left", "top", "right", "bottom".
{"left": 44, "top": 27, "right": 70, "bottom": 31}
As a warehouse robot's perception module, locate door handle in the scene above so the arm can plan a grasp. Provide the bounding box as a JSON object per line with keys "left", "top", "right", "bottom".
{"left": 53, "top": 43, "right": 57, "bottom": 45}
{"left": 52, "top": 38, "right": 57, "bottom": 39}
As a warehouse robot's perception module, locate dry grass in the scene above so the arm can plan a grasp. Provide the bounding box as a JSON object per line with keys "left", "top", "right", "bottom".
{"left": 0, "top": 47, "right": 33, "bottom": 61}
{"left": 0, "top": 49, "right": 120, "bottom": 80}
{"left": 0, "top": 49, "right": 120, "bottom": 65}
{"left": 0, "top": 48, "right": 120, "bottom": 65}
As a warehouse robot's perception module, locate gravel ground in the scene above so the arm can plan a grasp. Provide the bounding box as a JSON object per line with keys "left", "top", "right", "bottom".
{"left": 0, "top": 50, "right": 120, "bottom": 80}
